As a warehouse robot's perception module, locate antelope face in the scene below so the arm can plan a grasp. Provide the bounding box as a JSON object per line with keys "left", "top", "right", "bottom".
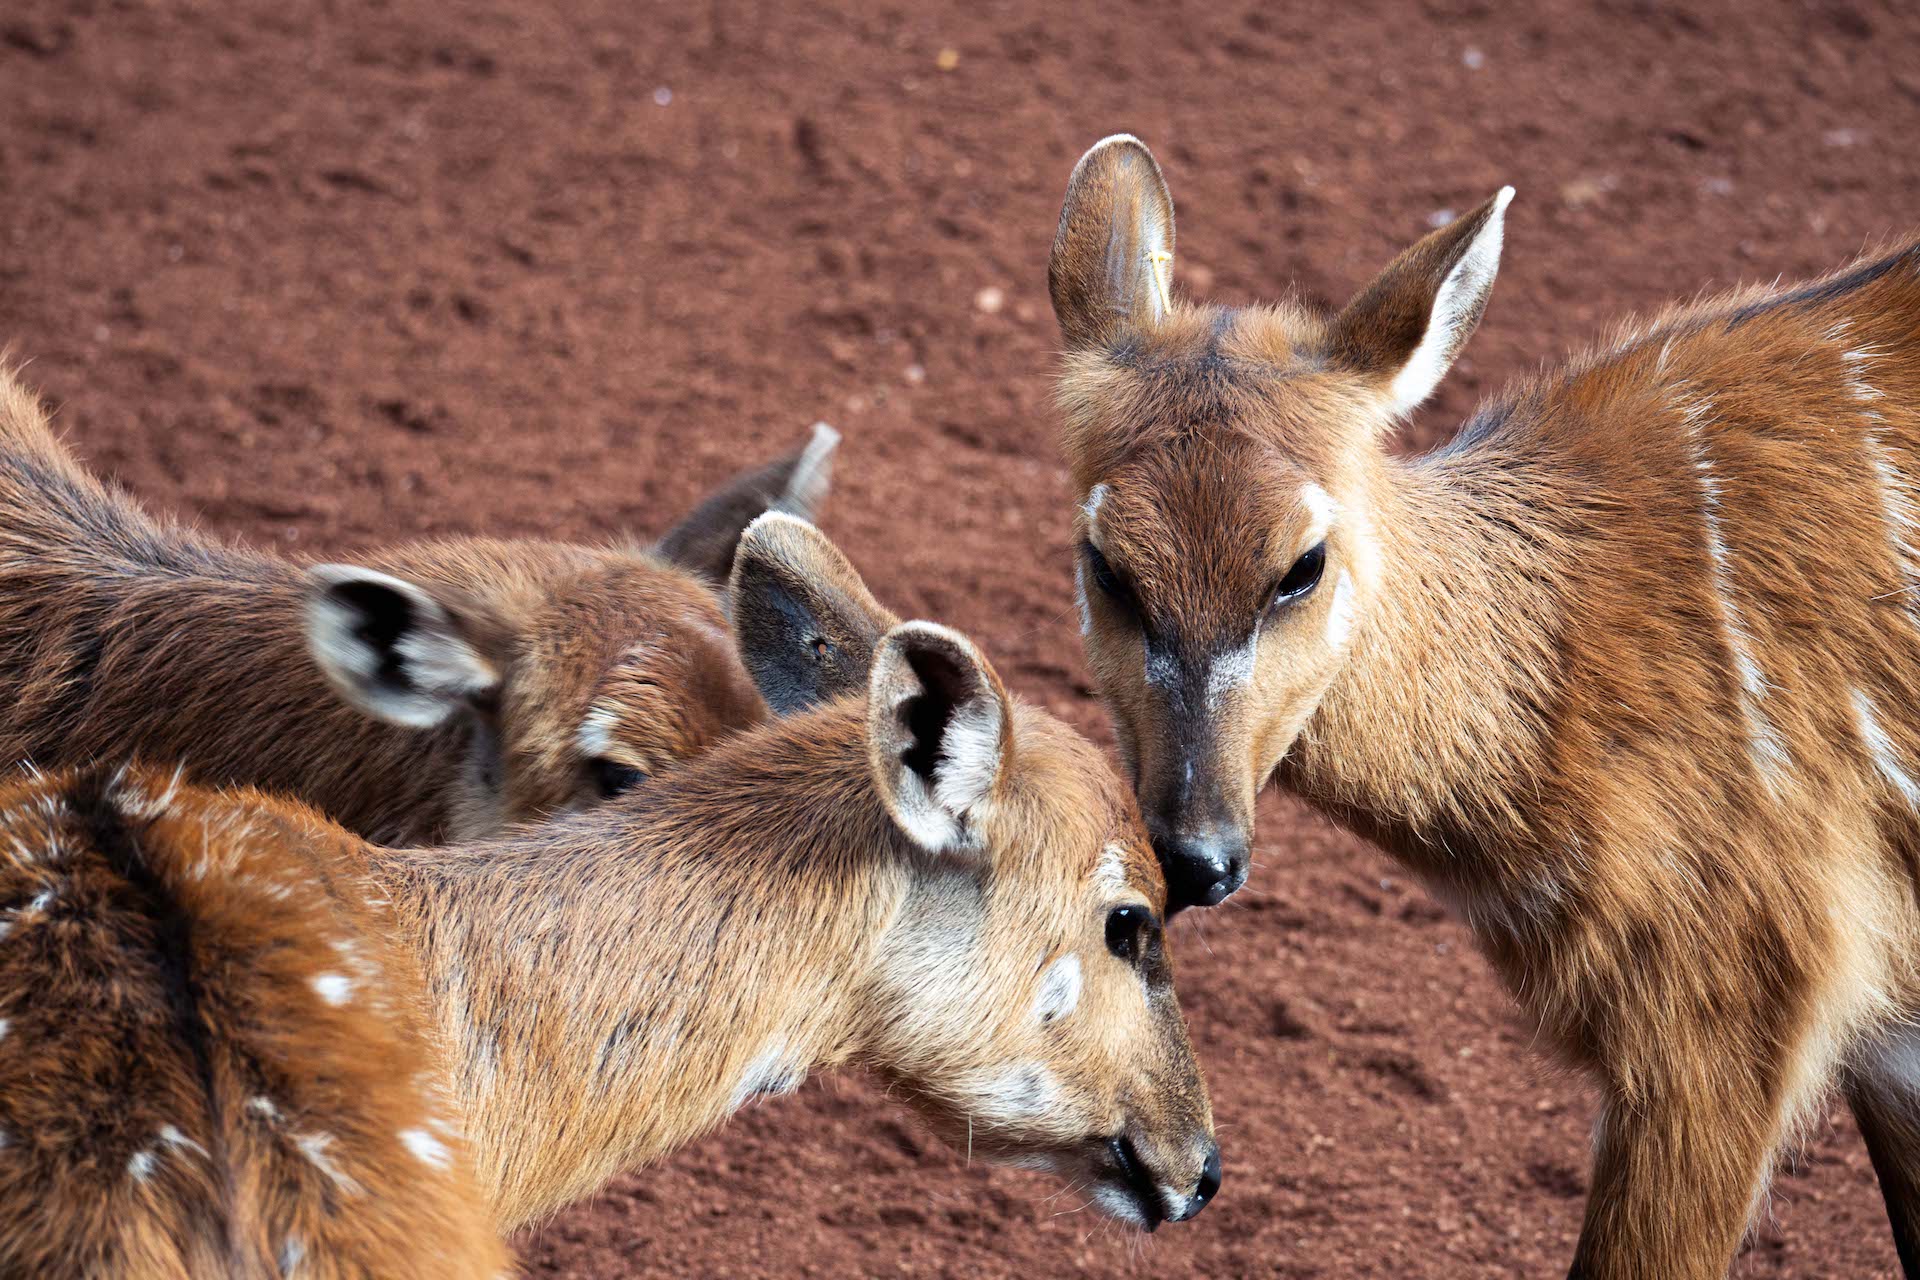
{"left": 1048, "top": 134, "right": 1511, "bottom": 907}
{"left": 306, "top": 426, "right": 838, "bottom": 838}
{"left": 730, "top": 516, "right": 1218, "bottom": 1230}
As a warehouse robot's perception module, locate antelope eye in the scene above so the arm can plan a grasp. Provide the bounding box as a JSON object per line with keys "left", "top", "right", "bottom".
{"left": 1269, "top": 542, "right": 1327, "bottom": 611}
{"left": 1082, "top": 542, "right": 1138, "bottom": 615}
{"left": 1105, "top": 904, "right": 1155, "bottom": 963}
{"left": 590, "top": 758, "right": 647, "bottom": 799}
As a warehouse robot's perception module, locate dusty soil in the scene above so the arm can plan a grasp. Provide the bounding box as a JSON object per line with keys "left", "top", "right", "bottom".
{"left": 6, "top": 0, "right": 1920, "bottom": 1274}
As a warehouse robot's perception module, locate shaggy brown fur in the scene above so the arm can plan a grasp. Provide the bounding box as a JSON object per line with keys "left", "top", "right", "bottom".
{"left": 0, "top": 368, "right": 834, "bottom": 843}
{"left": 0, "top": 521, "right": 1216, "bottom": 1275}
{"left": 1049, "top": 134, "right": 1920, "bottom": 1278}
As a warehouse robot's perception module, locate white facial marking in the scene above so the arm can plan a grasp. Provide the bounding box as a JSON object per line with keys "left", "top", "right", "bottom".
{"left": 1143, "top": 641, "right": 1180, "bottom": 690}
{"left": 399, "top": 1126, "right": 452, "bottom": 1170}
{"left": 1204, "top": 634, "right": 1258, "bottom": 711}
{"left": 1324, "top": 569, "right": 1357, "bottom": 649}
{"left": 311, "top": 973, "right": 353, "bottom": 1006}
{"left": 1095, "top": 844, "right": 1129, "bottom": 895}
{"left": 729, "top": 1036, "right": 808, "bottom": 1111}
{"left": 576, "top": 705, "right": 620, "bottom": 759}
{"left": 1388, "top": 186, "right": 1512, "bottom": 416}
{"left": 1081, "top": 483, "right": 1110, "bottom": 533}
{"left": 1074, "top": 561, "right": 1092, "bottom": 636}
{"left": 1299, "top": 482, "right": 1339, "bottom": 545}
{"left": 1853, "top": 689, "right": 1920, "bottom": 808}
{"left": 1685, "top": 401, "right": 1789, "bottom": 787}
{"left": 975, "top": 1061, "right": 1064, "bottom": 1125}
{"left": 1034, "top": 954, "right": 1083, "bottom": 1024}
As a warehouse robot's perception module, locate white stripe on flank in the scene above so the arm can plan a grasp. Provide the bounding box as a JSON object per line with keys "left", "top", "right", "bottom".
{"left": 1684, "top": 395, "right": 1789, "bottom": 788}
{"left": 1867, "top": 431, "right": 1920, "bottom": 617}
{"left": 1853, "top": 689, "right": 1920, "bottom": 809}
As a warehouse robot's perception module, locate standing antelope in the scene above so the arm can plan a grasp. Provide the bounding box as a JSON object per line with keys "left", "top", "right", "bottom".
{"left": 0, "top": 366, "right": 833, "bottom": 843}
{"left": 1048, "top": 134, "right": 1920, "bottom": 1278}
{"left": 0, "top": 515, "right": 1219, "bottom": 1276}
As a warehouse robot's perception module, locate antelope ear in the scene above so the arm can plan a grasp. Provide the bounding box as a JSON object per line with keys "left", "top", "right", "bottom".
{"left": 305, "top": 565, "right": 501, "bottom": 729}
{"left": 654, "top": 422, "right": 840, "bottom": 582}
{"left": 1049, "top": 134, "right": 1177, "bottom": 350}
{"left": 729, "top": 513, "right": 899, "bottom": 715}
{"left": 1330, "top": 187, "right": 1514, "bottom": 419}
{"left": 865, "top": 622, "right": 1011, "bottom": 859}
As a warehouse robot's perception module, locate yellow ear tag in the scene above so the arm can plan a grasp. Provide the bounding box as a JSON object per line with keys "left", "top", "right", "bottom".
{"left": 1145, "top": 249, "right": 1174, "bottom": 315}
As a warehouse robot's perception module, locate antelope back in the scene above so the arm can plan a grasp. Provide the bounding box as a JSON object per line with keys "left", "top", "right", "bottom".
{"left": 0, "top": 764, "right": 504, "bottom": 1279}
{"left": 726, "top": 516, "right": 1220, "bottom": 1228}
{"left": 0, "top": 366, "right": 832, "bottom": 842}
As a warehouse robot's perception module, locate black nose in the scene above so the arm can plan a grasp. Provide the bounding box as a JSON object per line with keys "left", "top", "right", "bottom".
{"left": 1184, "top": 1143, "right": 1223, "bottom": 1220}
{"left": 1152, "top": 824, "right": 1249, "bottom": 911}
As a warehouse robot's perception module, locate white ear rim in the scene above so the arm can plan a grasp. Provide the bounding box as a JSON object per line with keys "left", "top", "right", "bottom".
{"left": 305, "top": 565, "right": 497, "bottom": 729}
{"left": 1387, "top": 186, "right": 1514, "bottom": 417}
{"left": 870, "top": 621, "right": 1006, "bottom": 857}
{"left": 1065, "top": 133, "right": 1175, "bottom": 330}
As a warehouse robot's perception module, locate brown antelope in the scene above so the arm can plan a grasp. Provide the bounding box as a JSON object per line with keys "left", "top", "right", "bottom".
{"left": 0, "top": 366, "right": 833, "bottom": 843}
{"left": 0, "top": 514, "right": 1219, "bottom": 1276}
{"left": 1048, "top": 134, "right": 1920, "bottom": 1278}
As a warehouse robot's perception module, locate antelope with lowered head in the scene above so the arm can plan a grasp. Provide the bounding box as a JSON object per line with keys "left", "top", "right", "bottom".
{"left": 0, "top": 366, "right": 834, "bottom": 843}
{"left": 0, "top": 515, "right": 1218, "bottom": 1277}
{"left": 1049, "top": 133, "right": 1920, "bottom": 1277}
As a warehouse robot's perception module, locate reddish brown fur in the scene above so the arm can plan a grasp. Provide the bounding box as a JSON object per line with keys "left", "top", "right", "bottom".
{"left": 0, "top": 366, "right": 808, "bottom": 844}
{"left": 1050, "top": 135, "right": 1920, "bottom": 1277}
{"left": 0, "top": 524, "right": 1216, "bottom": 1273}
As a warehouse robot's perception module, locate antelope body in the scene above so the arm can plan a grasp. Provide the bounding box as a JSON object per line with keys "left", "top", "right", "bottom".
{"left": 0, "top": 368, "right": 833, "bottom": 843}
{"left": 0, "top": 517, "right": 1218, "bottom": 1277}
{"left": 1049, "top": 135, "right": 1920, "bottom": 1277}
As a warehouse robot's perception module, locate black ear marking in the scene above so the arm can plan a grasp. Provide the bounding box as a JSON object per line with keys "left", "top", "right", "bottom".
{"left": 326, "top": 579, "right": 418, "bottom": 691}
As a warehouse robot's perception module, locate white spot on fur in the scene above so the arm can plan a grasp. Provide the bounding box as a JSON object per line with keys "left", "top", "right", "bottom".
{"left": 280, "top": 1236, "right": 305, "bottom": 1275}
{"left": 1143, "top": 641, "right": 1180, "bottom": 691}
{"left": 1387, "top": 187, "right": 1512, "bottom": 416}
{"left": 728, "top": 1036, "right": 808, "bottom": 1110}
{"left": 1324, "top": 569, "right": 1356, "bottom": 649}
{"left": 1300, "top": 483, "right": 1339, "bottom": 545}
{"left": 296, "top": 1131, "right": 363, "bottom": 1194}
{"left": 1685, "top": 401, "right": 1789, "bottom": 788}
{"left": 1034, "top": 954, "right": 1083, "bottom": 1024}
{"left": 400, "top": 1126, "right": 452, "bottom": 1170}
{"left": 26, "top": 890, "right": 51, "bottom": 914}
{"left": 157, "top": 1125, "right": 206, "bottom": 1159}
{"left": 128, "top": 1150, "right": 155, "bottom": 1181}
{"left": 247, "top": 1096, "right": 282, "bottom": 1123}
{"left": 0, "top": 1018, "right": 8, "bottom": 1041}
{"left": 1074, "top": 561, "right": 1092, "bottom": 636}
{"left": 312, "top": 973, "right": 352, "bottom": 1006}
{"left": 1853, "top": 690, "right": 1920, "bottom": 808}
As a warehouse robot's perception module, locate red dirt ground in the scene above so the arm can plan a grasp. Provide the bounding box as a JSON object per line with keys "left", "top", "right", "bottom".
{"left": 6, "top": 0, "right": 1920, "bottom": 1274}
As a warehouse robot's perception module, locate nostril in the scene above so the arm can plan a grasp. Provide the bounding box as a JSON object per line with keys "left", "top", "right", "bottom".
{"left": 1193, "top": 1143, "right": 1222, "bottom": 1213}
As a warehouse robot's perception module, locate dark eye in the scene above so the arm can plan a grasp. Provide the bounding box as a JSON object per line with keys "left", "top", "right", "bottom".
{"left": 1268, "top": 542, "right": 1327, "bottom": 612}
{"left": 1082, "top": 542, "right": 1138, "bottom": 615}
{"left": 590, "top": 758, "right": 647, "bottom": 799}
{"left": 1105, "top": 904, "right": 1156, "bottom": 963}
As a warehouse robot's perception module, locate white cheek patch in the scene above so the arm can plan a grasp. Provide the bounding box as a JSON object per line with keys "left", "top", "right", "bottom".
{"left": 974, "top": 1062, "right": 1064, "bottom": 1125}
{"left": 1033, "top": 954, "right": 1083, "bottom": 1024}
{"left": 1324, "top": 569, "right": 1356, "bottom": 649}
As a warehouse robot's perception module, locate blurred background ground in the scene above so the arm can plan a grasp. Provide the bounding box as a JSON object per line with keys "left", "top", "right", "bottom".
{"left": 4, "top": 0, "right": 1920, "bottom": 1274}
